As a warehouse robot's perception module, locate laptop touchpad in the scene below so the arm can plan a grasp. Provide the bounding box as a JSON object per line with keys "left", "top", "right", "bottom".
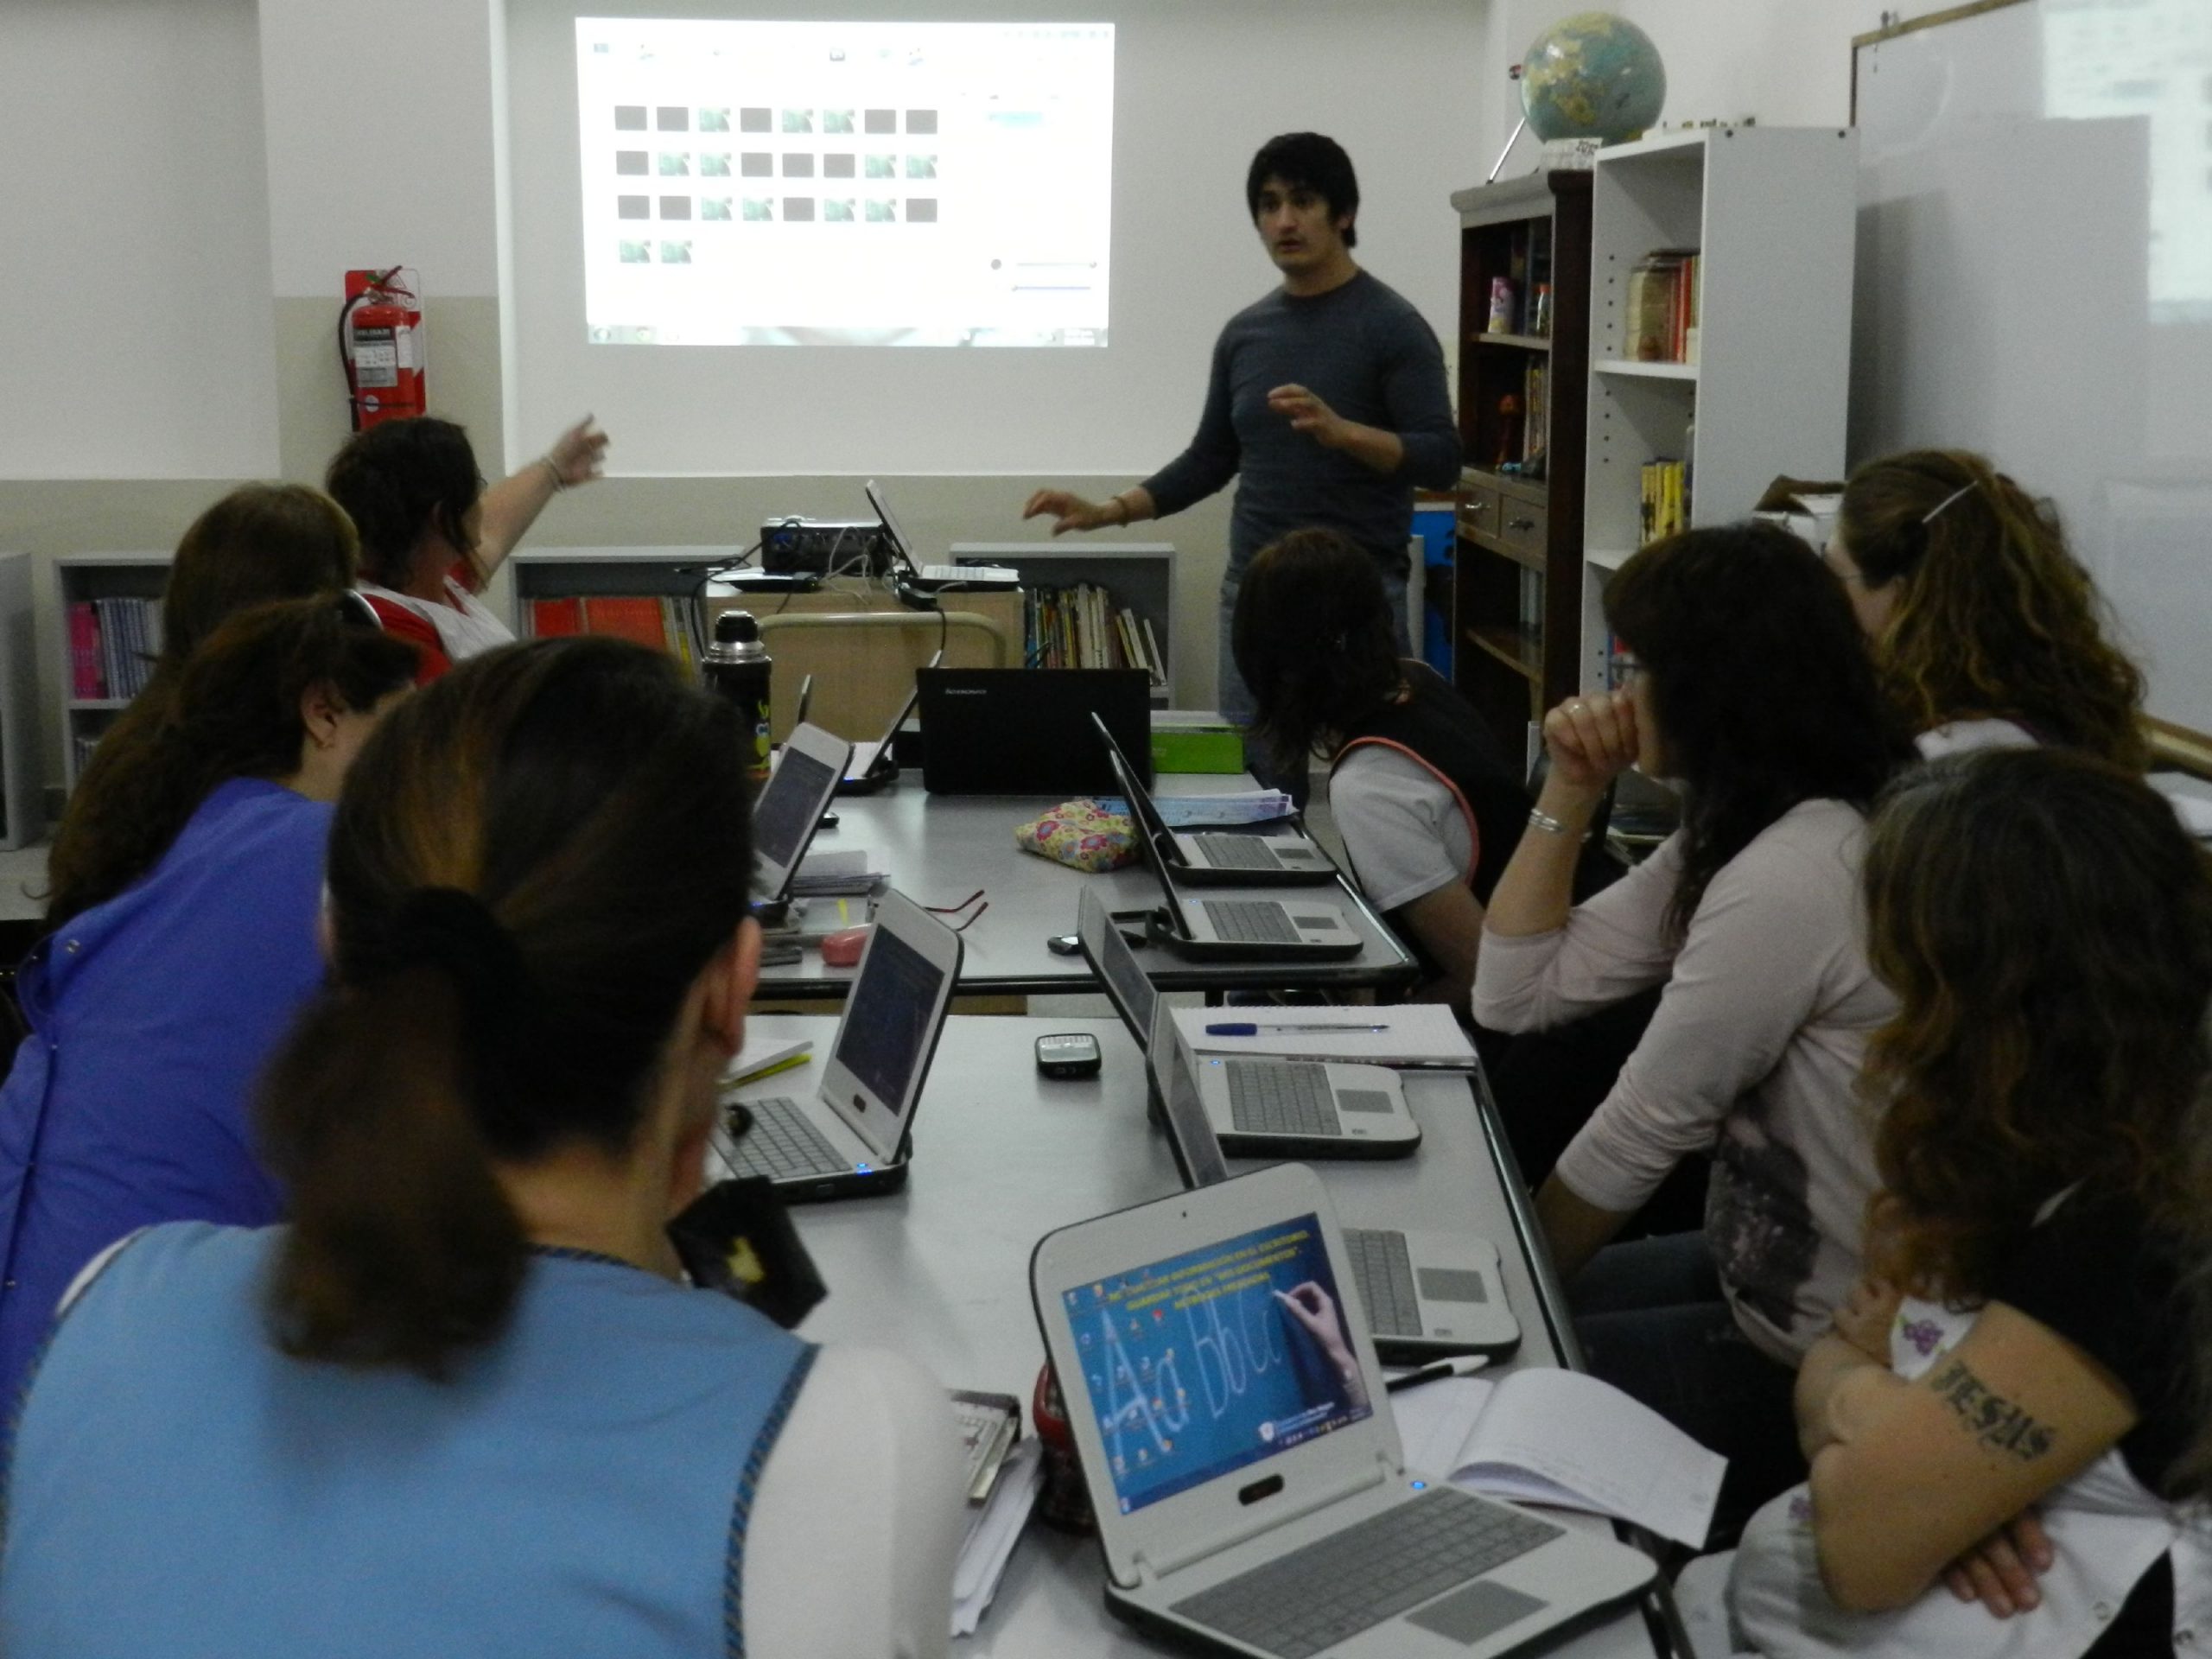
{"left": 1407, "top": 1580, "right": 1546, "bottom": 1645}
{"left": 1335, "top": 1090, "right": 1394, "bottom": 1115}
{"left": 1415, "top": 1267, "right": 1490, "bottom": 1303}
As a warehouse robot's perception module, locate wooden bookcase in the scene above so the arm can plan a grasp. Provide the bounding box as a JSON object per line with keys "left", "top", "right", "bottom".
{"left": 1446, "top": 171, "right": 1592, "bottom": 764}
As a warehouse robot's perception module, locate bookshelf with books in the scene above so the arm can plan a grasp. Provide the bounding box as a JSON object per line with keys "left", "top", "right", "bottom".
{"left": 56, "top": 553, "right": 172, "bottom": 798}
{"left": 946, "top": 543, "right": 1175, "bottom": 705}
{"left": 1580, "top": 124, "right": 1856, "bottom": 694}
{"left": 1446, "top": 169, "right": 1592, "bottom": 761}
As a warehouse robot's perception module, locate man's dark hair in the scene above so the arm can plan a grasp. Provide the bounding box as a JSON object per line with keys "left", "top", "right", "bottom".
{"left": 1245, "top": 133, "right": 1359, "bottom": 249}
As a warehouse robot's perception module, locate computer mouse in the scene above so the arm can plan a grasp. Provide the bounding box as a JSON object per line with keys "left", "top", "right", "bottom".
{"left": 821, "top": 925, "right": 873, "bottom": 967}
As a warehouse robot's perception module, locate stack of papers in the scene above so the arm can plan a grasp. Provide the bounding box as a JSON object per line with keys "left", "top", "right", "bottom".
{"left": 1391, "top": 1369, "right": 1725, "bottom": 1548}
{"left": 951, "top": 1439, "right": 1042, "bottom": 1637}
{"left": 1172, "top": 1005, "right": 1478, "bottom": 1071}
{"left": 791, "top": 849, "right": 884, "bottom": 896}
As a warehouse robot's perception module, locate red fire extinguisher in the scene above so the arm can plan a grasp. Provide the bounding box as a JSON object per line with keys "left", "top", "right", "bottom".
{"left": 339, "top": 267, "right": 426, "bottom": 432}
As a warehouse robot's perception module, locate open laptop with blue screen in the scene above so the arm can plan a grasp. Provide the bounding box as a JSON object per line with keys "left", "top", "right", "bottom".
{"left": 1032, "top": 1163, "right": 1653, "bottom": 1659}
{"left": 753, "top": 721, "right": 854, "bottom": 905}
{"left": 715, "top": 889, "right": 959, "bottom": 1202}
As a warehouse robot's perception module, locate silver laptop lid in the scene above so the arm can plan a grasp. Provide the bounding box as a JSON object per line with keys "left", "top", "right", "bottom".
{"left": 1077, "top": 886, "right": 1155, "bottom": 1051}
{"left": 1152, "top": 999, "right": 1230, "bottom": 1189}
{"left": 863, "top": 478, "right": 918, "bottom": 574}
{"left": 753, "top": 721, "right": 853, "bottom": 900}
{"left": 1091, "top": 709, "right": 1176, "bottom": 850}
{"left": 817, "top": 888, "right": 963, "bottom": 1164}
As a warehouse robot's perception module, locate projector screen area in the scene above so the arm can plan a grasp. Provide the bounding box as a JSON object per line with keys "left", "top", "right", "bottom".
{"left": 577, "top": 18, "right": 1114, "bottom": 346}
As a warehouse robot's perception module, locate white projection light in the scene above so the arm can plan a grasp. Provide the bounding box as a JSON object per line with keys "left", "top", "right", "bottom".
{"left": 576, "top": 18, "right": 1115, "bottom": 346}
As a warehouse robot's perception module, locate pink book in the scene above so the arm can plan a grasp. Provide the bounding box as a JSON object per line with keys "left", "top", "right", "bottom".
{"left": 68, "top": 602, "right": 103, "bottom": 698}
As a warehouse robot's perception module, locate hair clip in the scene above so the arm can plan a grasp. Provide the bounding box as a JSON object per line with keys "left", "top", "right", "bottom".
{"left": 1921, "top": 480, "right": 1978, "bottom": 524}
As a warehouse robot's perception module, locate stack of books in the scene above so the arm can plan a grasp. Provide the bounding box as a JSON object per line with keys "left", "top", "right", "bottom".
{"left": 67, "top": 598, "right": 163, "bottom": 701}
{"left": 1625, "top": 248, "right": 1702, "bottom": 364}
{"left": 1025, "top": 582, "right": 1163, "bottom": 685}
{"left": 526, "top": 595, "right": 702, "bottom": 668}
{"left": 1639, "top": 459, "right": 1688, "bottom": 544}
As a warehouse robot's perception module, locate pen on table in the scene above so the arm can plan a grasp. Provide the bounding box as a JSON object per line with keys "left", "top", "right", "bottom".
{"left": 1204, "top": 1021, "right": 1389, "bottom": 1037}
{"left": 1383, "top": 1355, "right": 1491, "bottom": 1395}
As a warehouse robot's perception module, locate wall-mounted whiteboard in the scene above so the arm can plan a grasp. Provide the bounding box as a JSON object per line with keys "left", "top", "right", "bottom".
{"left": 1851, "top": 0, "right": 2212, "bottom": 742}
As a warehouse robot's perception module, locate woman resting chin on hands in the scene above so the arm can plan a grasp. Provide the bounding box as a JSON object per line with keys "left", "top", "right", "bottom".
{"left": 1726, "top": 748, "right": 2212, "bottom": 1658}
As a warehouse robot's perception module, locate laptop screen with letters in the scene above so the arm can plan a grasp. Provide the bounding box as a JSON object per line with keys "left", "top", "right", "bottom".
{"left": 753, "top": 746, "right": 836, "bottom": 871}
{"left": 1058, "top": 1212, "right": 1371, "bottom": 1515}
{"left": 832, "top": 925, "right": 944, "bottom": 1116}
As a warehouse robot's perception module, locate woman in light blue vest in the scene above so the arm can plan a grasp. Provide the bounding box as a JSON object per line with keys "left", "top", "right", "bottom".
{"left": 0, "top": 638, "right": 963, "bottom": 1657}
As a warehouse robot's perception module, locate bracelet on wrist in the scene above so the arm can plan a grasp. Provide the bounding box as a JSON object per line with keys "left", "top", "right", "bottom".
{"left": 1527, "top": 806, "right": 1574, "bottom": 836}
{"left": 541, "top": 455, "right": 567, "bottom": 493}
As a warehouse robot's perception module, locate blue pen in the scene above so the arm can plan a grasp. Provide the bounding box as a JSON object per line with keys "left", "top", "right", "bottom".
{"left": 1205, "top": 1021, "right": 1389, "bottom": 1037}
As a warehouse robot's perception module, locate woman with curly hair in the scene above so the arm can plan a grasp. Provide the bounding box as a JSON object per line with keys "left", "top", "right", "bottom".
{"left": 1234, "top": 527, "right": 1529, "bottom": 1005}
{"left": 1828, "top": 448, "right": 2146, "bottom": 767}
{"left": 1726, "top": 747, "right": 2212, "bottom": 1657}
{"left": 1473, "top": 521, "right": 1911, "bottom": 1534}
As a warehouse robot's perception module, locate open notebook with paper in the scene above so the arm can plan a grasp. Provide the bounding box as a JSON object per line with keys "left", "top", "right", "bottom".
{"left": 1173, "top": 1004, "right": 1478, "bottom": 1070}
{"left": 1389, "top": 1370, "right": 1726, "bottom": 1550}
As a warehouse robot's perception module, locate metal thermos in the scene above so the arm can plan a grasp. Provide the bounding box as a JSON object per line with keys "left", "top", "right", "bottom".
{"left": 702, "top": 610, "right": 772, "bottom": 781}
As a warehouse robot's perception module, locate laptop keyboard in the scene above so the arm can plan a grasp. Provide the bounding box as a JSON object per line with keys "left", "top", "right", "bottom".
{"left": 1202, "top": 899, "right": 1300, "bottom": 944}
{"left": 728, "top": 1096, "right": 846, "bottom": 1180}
{"left": 1172, "top": 1486, "right": 1562, "bottom": 1659}
{"left": 1343, "top": 1228, "right": 1424, "bottom": 1338}
{"left": 1225, "top": 1061, "right": 1340, "bottom": 1138}
{"left": 1191, "top": 834, "right": 1281, "bottom": 870}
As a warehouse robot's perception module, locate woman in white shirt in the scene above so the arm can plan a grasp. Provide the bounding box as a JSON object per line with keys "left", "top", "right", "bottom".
{"left": 325, "top": 413, "right": 607, "bottom": 679}
{"left": 1473, "top": 521, "right": 1911, "bottom": 1538}
{"left": 0, "top": 638, "right": 963, "bottom": 1657}
{"left": 1825, "top": 448, "right": 2145, "bottom": 766}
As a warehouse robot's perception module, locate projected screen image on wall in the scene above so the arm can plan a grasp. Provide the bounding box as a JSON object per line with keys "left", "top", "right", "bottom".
{"left": 578, "top": 19, "right": 1114, "bottom": 346}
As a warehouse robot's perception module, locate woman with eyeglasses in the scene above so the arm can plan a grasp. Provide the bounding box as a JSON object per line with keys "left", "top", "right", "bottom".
{"left": 1473, "top": 521, "right": 1913, "bottom": 1537}
{"left": 0, "top": 597, "right": 418, "bottom": 1407}
{"left": 1827, "top": 448, "right": 2145, "bottom": 766}
{"left": 0, "top": 639, "right": 962, "bottom": 1656}
{"left": 326, "top": 413, "right": 607, "bottom": 681}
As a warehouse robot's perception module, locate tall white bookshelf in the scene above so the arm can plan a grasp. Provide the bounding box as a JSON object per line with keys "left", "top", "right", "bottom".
{"left": 1580, "top": 124, "right": 1857, "bottom": 690}
{"left": 55, "top": 553, "right": 172, "bottom": 797}
{"left": 0, "top": 554, "right": 43, "bottom": 849}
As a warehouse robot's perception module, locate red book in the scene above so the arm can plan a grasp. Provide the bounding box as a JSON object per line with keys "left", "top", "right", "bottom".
{"left": 582, "top": 595, "right": 671, "bottom": 651}
{"left": 68, "top": 602, "right": 103, "bottom": 698}
{"left": 529, "top": 596, "right": 584, "bottom": 638}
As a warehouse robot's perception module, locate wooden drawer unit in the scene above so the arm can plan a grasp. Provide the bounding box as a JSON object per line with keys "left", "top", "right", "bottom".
{"left": 1496, "top": 496, "right": 1548, "bottom": 566}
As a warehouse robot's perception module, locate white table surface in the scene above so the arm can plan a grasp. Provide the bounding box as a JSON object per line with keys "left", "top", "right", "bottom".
{"left": 761, "top": 777, "right": 1416, "bottom": 1001}
{"left": 749, "top": 1012, "right": 1675, "bottom": 1658}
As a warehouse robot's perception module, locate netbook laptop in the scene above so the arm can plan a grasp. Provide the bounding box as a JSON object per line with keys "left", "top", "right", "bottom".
{"left": 792, "top": 672, "right": 814, "bottom": 730}
{"left": 1032, "top": 1164, "right": 1653, "bottom": 1658}
{"left": 864, "top": 479, "right": 1019, "bottom": 591}
{"left": 1076, "top": 887, "right": 1418, "bottom": 1162}
{"left": 714, "top": 889, "right": 961, "bottom": 1202}
{"left": 1091, "top": 713, "right": 1335, "bottom": 887}
{"left": 752, "top": 721, "right": 855, "bottom": 905}
{"left": 918, "top": 667, "right": 1152, "bottom": 796}
{"left": 838, "top": 649, "right": 943, "bottom": 796}
{"left": 1118, "top": 787, "right": 1362, "bottom": 960}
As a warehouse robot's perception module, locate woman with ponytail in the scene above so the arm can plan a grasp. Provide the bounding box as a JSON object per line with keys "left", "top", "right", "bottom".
{"left": 0, "top": 639, "right": 963, "bottom": 1657}
{"left": 0, "top": 597, "right": 416, "bottom": 1404}
{"left": 1828, "top": 448, "right": 2147, "bottom": 766}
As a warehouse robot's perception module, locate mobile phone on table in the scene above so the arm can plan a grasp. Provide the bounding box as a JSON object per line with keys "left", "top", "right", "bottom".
{"left": 1034, "top": 1032, "right": 1103, "bottom": 1078}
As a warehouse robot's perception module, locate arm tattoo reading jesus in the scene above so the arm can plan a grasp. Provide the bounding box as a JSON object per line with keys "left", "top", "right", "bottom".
{"left": 1924, "top": 1357, "right": 2057, "bottom": 1461}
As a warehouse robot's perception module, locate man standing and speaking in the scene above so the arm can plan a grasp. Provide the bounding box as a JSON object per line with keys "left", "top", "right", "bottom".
{"left": 1022, "top": 131, "right": 1460, "bottom": 780}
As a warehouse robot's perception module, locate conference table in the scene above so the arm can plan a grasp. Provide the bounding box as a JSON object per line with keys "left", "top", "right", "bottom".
{"left": 757, "top": 773, "right": 1419, "bottom": 1001}
{"left": 756, "top": 1010, "right": 1683, "bottom": 1658}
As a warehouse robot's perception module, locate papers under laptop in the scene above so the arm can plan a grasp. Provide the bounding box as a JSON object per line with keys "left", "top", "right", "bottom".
{"left": 715, "top": 889, "right": 960, "bottom": 1201}
{"left": 864, "top": 480, "right": 1019, "bottom": 590}
{"left": 1097, "top": 725, "right": 1362, "bottom": 959}
{"left": 1090, "top": 712, "right": 1336, "bottom": 887}
{"left": 753, "top": 721, "right": 855, "bottom": 905}
{"left": 1075, "top": 887, "right": 1418, "bottom": 1161}
{"left": 1030, "top": 1163, "right": 1652, "bottom": 1659}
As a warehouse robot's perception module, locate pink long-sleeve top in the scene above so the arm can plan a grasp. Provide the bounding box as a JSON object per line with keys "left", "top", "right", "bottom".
{"left": 1472, "top": 798, "right": 1897, "bottom": 1364}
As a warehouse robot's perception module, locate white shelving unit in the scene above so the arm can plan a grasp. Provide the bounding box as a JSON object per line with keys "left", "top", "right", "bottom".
{"left": 54, "top": 552, "right": 172, "bottom": 797}
{"left": 0, "top": 554, "right": 42, "bottom": 849}
{"left": 1580, "top": 124, "right": 1857, "bottom": 690}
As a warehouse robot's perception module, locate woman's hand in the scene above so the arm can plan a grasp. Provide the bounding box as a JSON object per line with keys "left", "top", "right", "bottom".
{"left": 1541, "top": 691, "right": 1640, "bottom": 799}
{"left": 1832, "top": 1276, "right": 1904, "bottom": 1363}
{"left": 1943, "top": 1510, "right": 2054, "bottom": 1618}
{"left": 544, "top": 416, "right": 609, "bottom": 488}
{"left": 1275, "top": 1282, "right": 1369, "bottom": 1409}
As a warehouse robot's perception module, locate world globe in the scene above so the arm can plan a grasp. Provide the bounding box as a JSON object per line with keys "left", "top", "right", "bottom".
{"left": 1521, "top": 12, "right": 1667, "bottom": 145}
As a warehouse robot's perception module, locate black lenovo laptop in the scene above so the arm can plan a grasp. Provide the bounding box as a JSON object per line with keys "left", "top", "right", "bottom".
{"left": 917, "top": 667, "right": 1151, "bottom": 795}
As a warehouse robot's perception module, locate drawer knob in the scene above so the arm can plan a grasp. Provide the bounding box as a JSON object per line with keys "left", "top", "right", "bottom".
{"left": 1507, "top": 517, "right": 1537, "bottom": 531}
